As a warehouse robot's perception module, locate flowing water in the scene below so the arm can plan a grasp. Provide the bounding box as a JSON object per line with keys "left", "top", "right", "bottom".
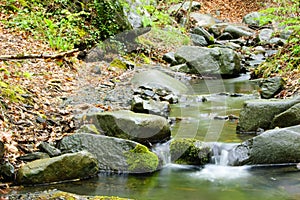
{"left": 12, "top": 74, "right": 300, "bottom": 199}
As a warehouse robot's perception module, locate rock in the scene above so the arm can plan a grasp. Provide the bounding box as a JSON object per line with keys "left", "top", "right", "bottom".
{"left": 131, "top": 96, "right": 170, "bottom": 118}
{"left": 0, "top": 162, "right": 15, "bottom": 181}
{"left": 38, "top": 142, "right": 61, "bottom": 157}
{"left": 131, "top": 69, "right": 188, "bottom": 94}
{"left": 170, "top": 138, "right": 210, "bottom": 165}
{"left": 16, "top": 150, "right": 99, "bottom": 185}
{"left": 209, "top": 23, "right": 229, "bottom": 37}
{"left": 242, "top": 12, "right": 263, "bottom": 27}
{"left": 89, "top": 110, "right": 171, "bottom": 145}
{"left": 170, "top": 63, "right": 191, "bottom": 73}
{"left": 190, "top": 13, "right": 216, "bottom": 28}
{"left": 258, "top": 28, "right": 274, "bottom": 44}
{"left": 218, "top": 32, "right": 234, "bottom": 40}
{"left": 84, "top": 47, "right": 104, "bottom": 62}
{"left": 224, "top": 25, "right": 253, "bottom": 39}
{"left": 237, "top": 97, "right": 300, "bottom": 134}
{"left": 229, "top": 125, "right": 300, "bottom": 165}
{"left": 259, "top": 77, "right": 284, "bottom": 99}
{"left": 269, "top": 37, "right": 286, "bottom": 46}
{"left": 162, "top": 52, "right": 177, "bottom": 66}
{"left": 272, "top": 103, "right": 300, "bottom": 128}
{"left": 76, "top": 124, "right": 101, "bottom": 134}
{"left": 190, "top": 34, "right": 208, "bottom": 46}
{"left": 57, "top": 133, "right": 159, "bottom": 173}
{"left": 191, "top": 27, "right": 214, "bottom": 44}
{"left": 169, "top": 1, "right": 201, "bottom": 13}
{"left": 175, "top": 46, "right": 241, "bottom": 77}
{"left": 17, "top": 152, "right": 50, "bottom": 161}
{"left": 280, "top": 29, "right": 293, "bottom": 40}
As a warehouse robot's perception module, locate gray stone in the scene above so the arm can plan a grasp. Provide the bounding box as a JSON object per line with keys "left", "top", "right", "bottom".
{"left": 229, "top": 125, "right": 300, "bottom": 165}
{"left": 190, "top": 34, "right": 208, "bottom": 46}
{"left": 224, "top": 25, "right": 253, "bottom": 39}
{"left": 209, "top": 23, "right": 229, "bottom": 37}
{"left": 57, "top": 133, "right": 159, "bottom": 173}
{"left": 191, "top": 27, "right": 214, "bottom": 44}
{"left": 269, "top": 37, "right": 286, "bottom": 46}
{"left": 175, "top": 46, "right": 241, "bottom": 77}
{"left": 169, "top": 1, "right": 201, "bottom": 13}
{"left": 76, "top": 124, "right": 101, "bottom": 135}
{"left": 190, "top": 13, "right": 216, "bottom": 28}
{"left": 170, "top": 138, "right": 211, "bottom": 165}
{"left": 272, "top": 103, "right": 300, "bottom": 128}
{"left": 18, "top": 152, "right": 50, "bottom": 161}
{"left": 170, "top": 63, "right": 191, "bottom": 73}
{"left": 131, "top": 96, "right": 170, "bottom": 118}
{"left": 237, "top": 97, "right": 300, "bottom": 134}
{"left": 38, "top": 142, "right": 61, "bottom": 157}
{"left": 242, "top": 12, "right": 262, "bottom": 27}
{"left": 162, "top": 52, "right": 177, "bottom": 66}
{"left": 88, "top": 110, "right": 171, "bottom": 145}
{"left": 16, "top": 150, "right": 99, "bottom": 185}
{"left": 258, "top": 28, "right": 274, "bottom": 44}
{"left": 259, "top": 77, "right": 284, "bottom": 99}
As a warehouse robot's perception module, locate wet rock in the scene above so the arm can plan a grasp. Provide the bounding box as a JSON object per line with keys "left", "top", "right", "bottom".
{"left": 190, "top": 13, "right": 216, "bottom": 28}
{"left": 214, "top": 115, "right": 229, "bottom": 120}
{"left": 0, "top": 162, "right": 14, "bottom": 181}
{"left": 224, "top": 25, "right": 253, "bottom": 39}
{"left": 170, "top": 138, "right": 211, "bottom": 165}
{"left": 75, "top": 124, "right": 101, "bottom": 134}
{"left": 131, "top": 96, "right": 170, "bottom": 118}
{"left": 229, "top": 125, "right": 300, "bottom": 165}
{"left": 16, "top": 150, "right": 98, "bottom": 185}
{"left": 57, "top": 133, "right": 159, "bottom": 173}
{"left": 191, "top": 27, "right": 214, "bottom": 44}
{"left": 190, "top": 34, "right": 208, "bottom": 46}
{"left": 242, "top": 12, "right": 263, "bottom": 27}
{"left": 38, "top": 142, "right": 61, "bottom": 157}
{"left": 87, "top": 110, "right": 171, "bottom": 146}
{"left": 272, "top": 103, "right": 300, "bottom": 128}
{"left": 259, "top": 77, "right": 284, "bottom": 99}
{"left": 258, "top": 28, "right": 274, "bottom": 44}
{"left": 175, "top": 46, "right": 241, "bottom": 77}
{"left": 18, "top": 152, "right": 50, "bottom": 161}
{"left": 162, "top": 52, "right": 177, "bottom": 66}
{"left": 237, "top": 97, "right": 300, "bottom": 134}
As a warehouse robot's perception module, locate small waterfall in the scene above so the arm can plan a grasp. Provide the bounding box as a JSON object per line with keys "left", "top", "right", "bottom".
{"left": 152, "top": 141, "right": 171, "bottom": 166}
{"left": 210, "top": 142, "right": 238, "bottom": 166}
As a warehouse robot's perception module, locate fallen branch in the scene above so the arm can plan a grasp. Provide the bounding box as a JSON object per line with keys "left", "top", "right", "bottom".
{"left": 0, "top": 48, "right": 79, "bottom": 60}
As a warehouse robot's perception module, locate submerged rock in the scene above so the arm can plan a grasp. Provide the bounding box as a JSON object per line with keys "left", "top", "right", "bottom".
{"left": 229, "top": 125, "right": 300, "bottom": 165}
{"left": 16, "top": 150, "right": 99, "bottom": 185}
{"left": 170, "top": 138, "right": 210, "bottom": 165}
{"left": 237, "top": 97, "right": 300, "bottom": 134}
{"left": 57, "top": 133, "right": 159, "bottom": 173}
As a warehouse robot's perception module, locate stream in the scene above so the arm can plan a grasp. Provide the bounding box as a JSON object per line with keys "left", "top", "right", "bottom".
{"left": 12, "top": 74, "right": 300, "bottom": 200}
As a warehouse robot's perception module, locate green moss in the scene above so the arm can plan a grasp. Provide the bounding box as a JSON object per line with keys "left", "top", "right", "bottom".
{"left": 124, "top": 144, "right": 159, "bottom": 173}
{"left": 170, "top": 138, "right": 210, "bottom": 165}
{"left": 109, "top": 58, "right": 127, "bottom": 70}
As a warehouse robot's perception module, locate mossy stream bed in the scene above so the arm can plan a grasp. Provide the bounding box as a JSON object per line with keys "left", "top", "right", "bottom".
{"left": 7, "top": 74, "right": 300, "bottom": 200}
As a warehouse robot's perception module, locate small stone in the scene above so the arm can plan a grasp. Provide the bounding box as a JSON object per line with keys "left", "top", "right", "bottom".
{"left": 38, "top": 142, "right": 61, "bottom": 157}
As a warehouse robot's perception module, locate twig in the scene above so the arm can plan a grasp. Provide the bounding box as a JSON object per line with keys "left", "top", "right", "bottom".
{"left": 0, "top": 48, "right": 79, "bottom": 60}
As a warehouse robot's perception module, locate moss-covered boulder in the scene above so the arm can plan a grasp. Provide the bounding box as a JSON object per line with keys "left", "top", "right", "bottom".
{"left": 57, "top": 133, "right": 159, "bottom": 173}
{"left": 89, "top": 110, "right": 171, "bottom": 146}
{"left": 170, "top": 138, "right": 210, "bottom": 165}
{"left": 16, "top": 151, "right": 98, "bottom": 185}
{"left": 124, "top": 144, "right": 159, "bottom": 173}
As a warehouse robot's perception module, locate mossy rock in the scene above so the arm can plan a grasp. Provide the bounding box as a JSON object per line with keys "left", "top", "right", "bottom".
{"left": 124, "top": 144, "right": 159, "bottom": 173}
{"left": 170, "top": 138, "right": 210, "bottom": 165}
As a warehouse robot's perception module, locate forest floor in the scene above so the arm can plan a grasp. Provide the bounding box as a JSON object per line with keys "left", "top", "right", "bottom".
{"left": 0, "top": 0, "right": 296, "bottom": 192}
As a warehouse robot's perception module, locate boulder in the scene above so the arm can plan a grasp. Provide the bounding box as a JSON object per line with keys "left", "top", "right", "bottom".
{"left": 16, "top": 151, "right": 98, "bottom": 185}
{"left": 87, "top": 110, "right": 171, "bottom": 145}
{"left": 57, "top": 133, "right": 159, "bottom": 173}
{"left": 175, "top": 46, "right": 241, "bottom": 77}
{"left": 258, "top": 77, "right": 284, "bottom": 99}
{"left": 272, "top": 103, "right": 300, "bottom": 128}
{"left": 242, "top": 12, "right": 263, "bottom": 27}
{"left": 258, "top": 28, "right": 274, "bottom": 44}
{"left": 229, "top": 125, "right": 300, "bottom": 165}
{"left": 170, "top": 138, "right": 211, "bottom": 165}
{"left": 237, "top": 97, "right": 300, "bottom": 133}
{"left": 224, "top": 25, "right": 253, "bottom": 39}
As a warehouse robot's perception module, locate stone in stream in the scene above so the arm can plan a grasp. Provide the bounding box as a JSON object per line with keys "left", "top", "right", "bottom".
{"left": 174, "top": 46, "right": 241, "bottom": 77}
{"left": 170, "top": 138, "right": 211, "bottom": 165}
{"left": 272, "top": 103, "right": 300, "bottom": 128}
{"left": 258, "top": 77, "right": 284, "bottom": 99}
{"left": 237, "top": 97, "right": 300, "bottom": 134}
{"left": 86, "top": 110, "right": 171, "bottom": 146}
{"left": 57, "top": 133, "right": 159, "bottom": 173}
{"left": 16, "top": 150, "right": 99, "bottom": 185}
{"left": 228, "top": 125, "right": 300, "bottom": 166}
